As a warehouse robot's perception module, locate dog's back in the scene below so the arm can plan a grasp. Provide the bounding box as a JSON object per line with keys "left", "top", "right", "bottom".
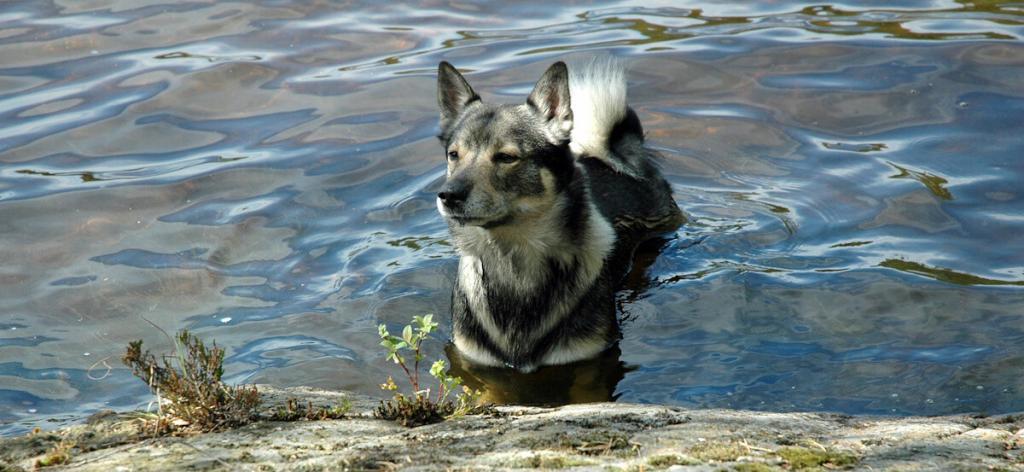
{"left": 569, "top": 60, "right": 685, "bottom": 265}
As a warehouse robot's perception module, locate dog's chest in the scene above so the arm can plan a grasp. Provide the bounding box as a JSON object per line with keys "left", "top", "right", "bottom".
{"left": 457, "top": 251, "right": 575, "bottom": 342}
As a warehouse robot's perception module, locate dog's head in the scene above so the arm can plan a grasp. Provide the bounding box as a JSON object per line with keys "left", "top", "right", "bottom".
{"left": 435, "top": 62, "right": 576, "bottom": 229}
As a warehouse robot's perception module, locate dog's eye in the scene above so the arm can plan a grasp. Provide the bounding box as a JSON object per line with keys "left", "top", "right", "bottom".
{"left": 447, "top": 150, "right": 458, "bottom": 161}
{"left": 493, "top": 153, "right": 518, "bottom": 164}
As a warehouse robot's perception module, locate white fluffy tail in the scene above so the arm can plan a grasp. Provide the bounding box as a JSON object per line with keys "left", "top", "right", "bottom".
{"left": 568, "top": 58, "right": 636, "bottom": 176}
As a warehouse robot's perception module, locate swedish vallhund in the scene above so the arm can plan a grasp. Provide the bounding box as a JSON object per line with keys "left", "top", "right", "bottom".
{"left": 435, "top": 59, "right": 684, "bottom": 373}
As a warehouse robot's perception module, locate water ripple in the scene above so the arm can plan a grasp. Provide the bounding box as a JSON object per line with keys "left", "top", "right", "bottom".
{"left": 2, "top": 0, "right": 1024, "bottom": 435}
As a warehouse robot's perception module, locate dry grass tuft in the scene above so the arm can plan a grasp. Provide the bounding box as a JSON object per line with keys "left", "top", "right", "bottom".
{"left": 122, "top": 329, "right": 260, "bottom": 434}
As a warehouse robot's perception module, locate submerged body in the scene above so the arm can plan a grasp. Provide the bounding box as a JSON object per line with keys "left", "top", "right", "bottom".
{"left": 436, "top": 60, "right": 683, "bottom": 372}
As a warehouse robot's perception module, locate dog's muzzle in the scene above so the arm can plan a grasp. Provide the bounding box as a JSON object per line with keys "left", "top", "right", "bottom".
{"left": 437, "top": 178, "right": 511, "bottom": 228}
{"left": 438, "top": 178, "right": 471, "bottom": 210}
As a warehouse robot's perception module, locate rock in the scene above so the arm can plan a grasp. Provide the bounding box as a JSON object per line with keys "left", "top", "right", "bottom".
{"left": 2, "top": 386, "right": 1022, "bottom": 471}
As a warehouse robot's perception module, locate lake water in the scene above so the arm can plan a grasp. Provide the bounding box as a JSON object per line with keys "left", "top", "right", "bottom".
{"left": 2, "top": 0, "right": 1023, "bottom": 436}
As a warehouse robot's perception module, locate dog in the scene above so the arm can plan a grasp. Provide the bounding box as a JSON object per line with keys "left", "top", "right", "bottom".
{"left": 435, "top": 59, "right": 684, "bottom": 372}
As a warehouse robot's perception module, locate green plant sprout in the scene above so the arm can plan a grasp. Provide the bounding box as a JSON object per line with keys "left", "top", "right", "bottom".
{"left": 375, "top": 314, "right": 485, "bottom": 426}
{"left": 271, "top": 397, "right": 351, "bottom": 421}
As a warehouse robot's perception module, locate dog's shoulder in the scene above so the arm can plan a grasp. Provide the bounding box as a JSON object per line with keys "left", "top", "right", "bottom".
{"left": 582, "top": 150, "right": 683, "bottom": 244}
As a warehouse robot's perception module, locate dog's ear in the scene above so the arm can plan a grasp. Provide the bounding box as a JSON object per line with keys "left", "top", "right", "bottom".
{"left": 527, "top": 61, "right": 573, "bottom": 142}
{"left": 438, "top": 62, "right": 480, "bottom": 133}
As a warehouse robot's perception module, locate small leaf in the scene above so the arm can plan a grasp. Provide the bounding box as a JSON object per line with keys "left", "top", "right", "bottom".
{"left": 402, "top": 325, "right": 413, "bottom": 344}
{"left": 430, "top": 359, "right": 446, "bottom": 379}
{"left": 387, "top": 351, "right": 403, "bottom": 364}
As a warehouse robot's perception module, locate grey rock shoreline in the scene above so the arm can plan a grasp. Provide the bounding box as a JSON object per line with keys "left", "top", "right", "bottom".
{"left": 2, "top": 386, "right": 1022, "bottom": 471}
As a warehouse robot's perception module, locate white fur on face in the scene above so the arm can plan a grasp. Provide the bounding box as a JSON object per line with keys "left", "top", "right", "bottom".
{"left": 436, "top": 196, "right": 449, "bottom": 218}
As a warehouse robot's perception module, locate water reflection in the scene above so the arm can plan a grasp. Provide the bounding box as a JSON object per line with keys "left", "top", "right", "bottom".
{"left": 880, "top": 259, "right": 1024, "bottom": 286}
{"left": 447, "top": 345, "right": 633, "bottom": 406}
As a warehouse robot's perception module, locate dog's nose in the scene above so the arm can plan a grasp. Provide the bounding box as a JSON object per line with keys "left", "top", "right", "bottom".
{"left": 438, "top": 180, "right": 471, "bottom": 207}
{"left": 438, "top": 189, "right": 468, "bottom": 206}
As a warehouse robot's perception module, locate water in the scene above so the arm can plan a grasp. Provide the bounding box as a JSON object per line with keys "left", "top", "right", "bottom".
{"left": 2, "top": 0, "right": 1023, "bottom": 436}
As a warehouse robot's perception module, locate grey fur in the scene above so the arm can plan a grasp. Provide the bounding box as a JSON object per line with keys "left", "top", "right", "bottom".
{"left": 436, "top": 61, "right": 684, "bottom": 372}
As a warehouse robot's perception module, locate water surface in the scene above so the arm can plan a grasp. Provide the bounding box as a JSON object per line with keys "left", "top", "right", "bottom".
{"left": 2, "top": 0, "right": 1024, "bottom": 435}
